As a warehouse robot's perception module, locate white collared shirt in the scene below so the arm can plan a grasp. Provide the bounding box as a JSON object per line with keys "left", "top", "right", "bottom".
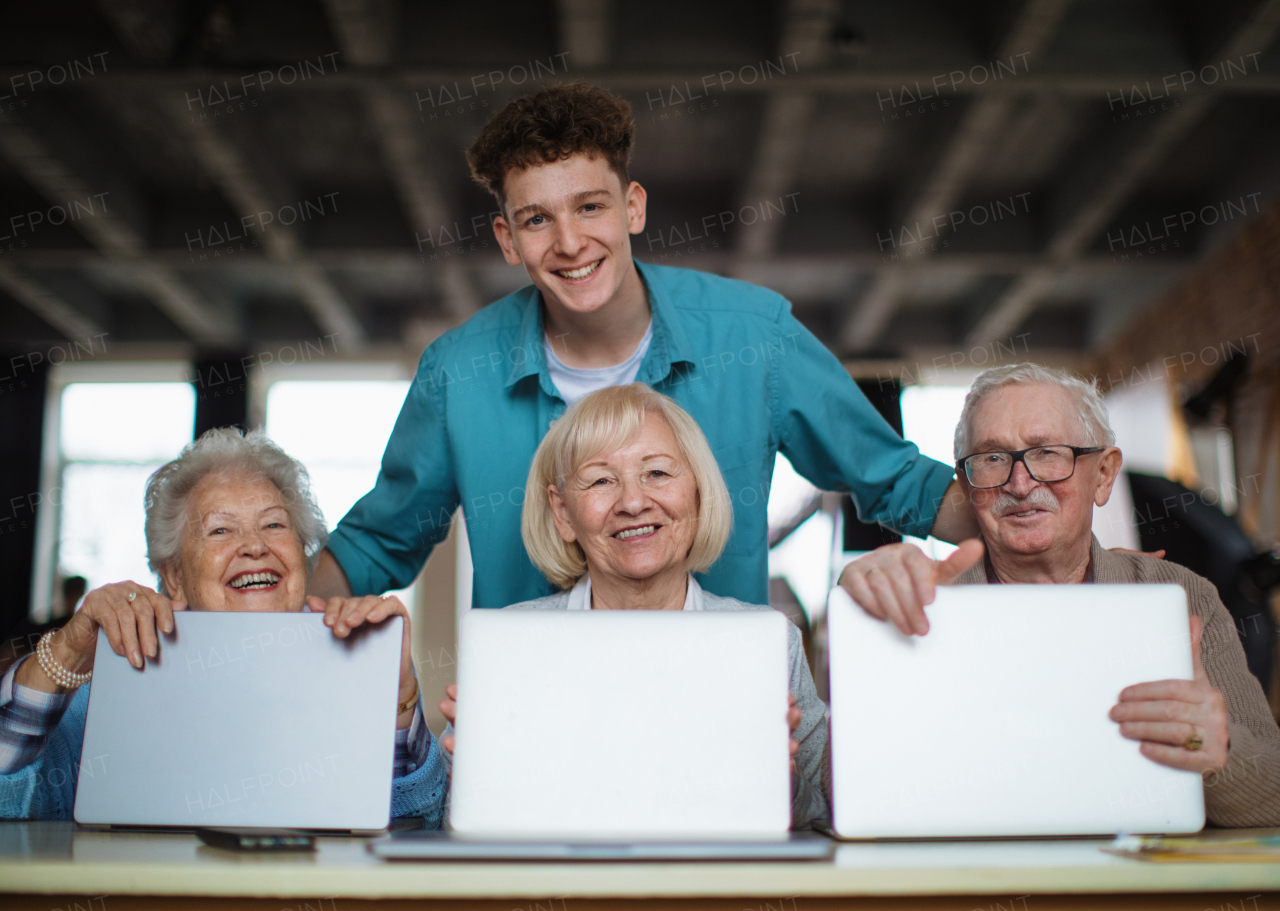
{"left": 565, "top": 572, "right": 705, "bottom": 612}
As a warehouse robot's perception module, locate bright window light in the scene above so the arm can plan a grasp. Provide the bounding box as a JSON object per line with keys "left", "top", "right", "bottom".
{"left": 58, "top": 383, "right": 195, "bottom": 594}
{"left": 899, "top": 385, "right": 969, "bottom": 561}
{"left": 265, "top": 381, "right": 411, "bottom": 531}
{"left": 266, "top": 380, "right": 414, "bottom": 602}
{"left": 767, "top": 452, "right": 820, "bottom": 531}
{"left": 766, "top": 453, "right": 830, "bottom": 621}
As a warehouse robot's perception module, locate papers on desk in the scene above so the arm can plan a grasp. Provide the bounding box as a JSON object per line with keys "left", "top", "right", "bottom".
{"left": 1106, "top": 833, "right": 1280, "bottom": 862}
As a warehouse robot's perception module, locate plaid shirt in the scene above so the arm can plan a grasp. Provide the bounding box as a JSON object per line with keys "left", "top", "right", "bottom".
{"left": 0, "top": 655, "right": 432, "bottom": 779}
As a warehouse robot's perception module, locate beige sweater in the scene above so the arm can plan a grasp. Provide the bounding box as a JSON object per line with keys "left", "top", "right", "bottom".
{"left": 955, "top": 535, "right": 1280, "bottom": 828}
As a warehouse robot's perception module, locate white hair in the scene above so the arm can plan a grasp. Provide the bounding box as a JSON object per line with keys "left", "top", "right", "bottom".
{"left": 954, "top": 363, "right": 1116, "bottom": 461}
{"left": 144, "top": 427, "right": 328, "bottom": 593}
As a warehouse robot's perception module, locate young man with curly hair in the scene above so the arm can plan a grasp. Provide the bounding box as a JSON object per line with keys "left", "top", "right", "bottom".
{"left": 312, "top": 83, "right": 979, "bottom": 609}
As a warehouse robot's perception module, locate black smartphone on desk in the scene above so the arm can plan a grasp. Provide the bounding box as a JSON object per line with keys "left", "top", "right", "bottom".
{"left": 195, "top": 828, "right": 315, "bottom": 852}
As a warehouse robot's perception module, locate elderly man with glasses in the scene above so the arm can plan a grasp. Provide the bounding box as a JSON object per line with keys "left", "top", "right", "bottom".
{"left": 838, "top": 363, "right": 1280, "bottom": 827}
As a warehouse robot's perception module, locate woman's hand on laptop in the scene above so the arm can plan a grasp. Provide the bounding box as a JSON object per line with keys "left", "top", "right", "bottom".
{"left": 309, "top": 594, "right": 419, "bottom": 730}
{"left": 837, "top": 539, "right": 985, "bottom": 636}
{"left": 15, "top": 581, "right": 185, "bottom": 692}
{"left": 1109, "top": 615, "right": 1229, "bottom": 774}
{"left": 439, "top": 683, "right": 458, "bottom": 756}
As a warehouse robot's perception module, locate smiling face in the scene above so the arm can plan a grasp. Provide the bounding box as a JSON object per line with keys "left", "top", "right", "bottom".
{"left": 963, "top": 383, "right": 1121, "bottom": 562}
{"left": 492, "top": 153, "right": 647, "bottom": 320}
{"left": 547, "top": 411, "right": 699, "bottom": 589}
{"left": 159, "top": 471, "right": 309, "bottom": 613}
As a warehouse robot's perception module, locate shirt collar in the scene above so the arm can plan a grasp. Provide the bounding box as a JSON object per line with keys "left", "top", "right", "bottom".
{"left": 502, "top": 260, "right": 695, "bottom": 390}
{"left": 982, "top": 538, "right": 1096, "bottom": 584}
{"left": 566, "top": 571, "right": 704, "bottom": 611}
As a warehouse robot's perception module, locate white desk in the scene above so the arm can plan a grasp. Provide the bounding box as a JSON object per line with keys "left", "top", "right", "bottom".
{"left": 2, "top": 823, "right": 1279, "bottom": 910}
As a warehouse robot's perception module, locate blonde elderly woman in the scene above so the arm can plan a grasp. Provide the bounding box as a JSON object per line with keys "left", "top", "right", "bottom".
{"left": 0, "top": 428, "right": 447, "bottom": 824}
{"left": 440, "top": 383, "right": 830, "bottom": 829}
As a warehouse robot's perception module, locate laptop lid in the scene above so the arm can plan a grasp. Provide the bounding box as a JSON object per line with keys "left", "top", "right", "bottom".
{"left": 74, "top": 611, "right": 402, "bottom": 832}
{"left": 449, "top": 609, "right": 792, "bottom": 839}
{"left": 826, "top": 583, "right": 1205, "bottom": 838}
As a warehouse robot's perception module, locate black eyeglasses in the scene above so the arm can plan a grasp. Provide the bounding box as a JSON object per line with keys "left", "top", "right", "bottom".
{"left": 957, "top": 445, "right": 1105, "bottom": 490}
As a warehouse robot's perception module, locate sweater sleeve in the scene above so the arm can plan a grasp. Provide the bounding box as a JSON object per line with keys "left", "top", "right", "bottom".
{"left": 787, "top": 623, "right": 831, "bottom": 830}
{"left": 390, "top": 726, "right": 449, "bottom": 827}
{"left": 1183, "top": 571, "right": 1280, "bottom": 827}
{"left": 0, "top": 685, "right": 91, "bottom": 820}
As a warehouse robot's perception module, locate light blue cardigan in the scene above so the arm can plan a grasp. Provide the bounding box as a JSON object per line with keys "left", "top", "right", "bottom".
{"left": 0, "top": 684, "right": 449, "bottom": 826}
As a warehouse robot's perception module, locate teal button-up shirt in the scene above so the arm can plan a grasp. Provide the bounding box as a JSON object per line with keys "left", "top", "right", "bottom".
{"left": 328, "top": 261, "right": 954, "bottom": 607}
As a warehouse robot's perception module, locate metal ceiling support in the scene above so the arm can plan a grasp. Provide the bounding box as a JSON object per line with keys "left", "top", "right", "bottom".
{"left": 321, "top": 0, "right": 395, "bottom": 67}
{"left": 841, "top": 0, "right": 1073, "bottom": 351}
{"left": 364, "top": 85, "right": 482, "bottom": 323}
{"left": 966, "top": 0, "right": 1280, "bottom": 346}
{"left": 0, "top": 263, "right": 105, "bottom": 339}
{"left": 557, "top": 0, "right": 610, "bottom": 69}
{"left": 733, "top": 0, "right": 838, "bottom": 270}
{"left": 0, "top": 111, "right": 232, "bottom": 342}
{"left": 163, "top": 104, "right": 366, "bottom": 345}
{"left": 327, "top": 0, "right": 483, "bottom": 325}
{"left": 95, "top": 0, "right": 180, "bottom": 62}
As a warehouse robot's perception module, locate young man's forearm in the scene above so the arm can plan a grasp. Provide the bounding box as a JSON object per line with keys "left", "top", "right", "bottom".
{"left": 927, "top": 478, "right": 980, "bottom": 544}
{"left": 309, "top": 548, "right": 355, "bottom": 599}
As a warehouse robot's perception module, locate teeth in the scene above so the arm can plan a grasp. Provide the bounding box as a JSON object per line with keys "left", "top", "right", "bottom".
{"left": 230, "top": 572, "right": 280, "bottom": 590}
{"left": 558, "top": 260, "right": 600, "bottom": 280}
{"left": 615, "top": 525, "right": 655, "bottom": 540}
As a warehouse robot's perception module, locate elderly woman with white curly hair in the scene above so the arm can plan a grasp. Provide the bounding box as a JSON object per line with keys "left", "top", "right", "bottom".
{"left": 0, "top": 428, "right": 448, "bottom": 824}
{"left": 439, "top": 382, "right": 831, "bottom": 830}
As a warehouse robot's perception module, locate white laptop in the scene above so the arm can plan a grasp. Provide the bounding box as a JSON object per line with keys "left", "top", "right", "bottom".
{"left": 826, "top": 583, "right": 1205, "bottom": 839}
{"left": 74, "top": 611, "right": 403, "bottom": 833}
{"left": 372, "top": 608, "right": 835, "bottom": 860}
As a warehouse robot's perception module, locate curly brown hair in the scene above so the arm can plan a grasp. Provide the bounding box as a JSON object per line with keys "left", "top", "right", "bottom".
{"left": 466, "top": 83, "right": 635, "bottom": 206}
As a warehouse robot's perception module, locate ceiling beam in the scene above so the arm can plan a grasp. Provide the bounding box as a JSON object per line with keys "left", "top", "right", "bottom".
{"left": 966, "top": 0, "right": 1280, "bottom": 345}
{"left": 161, "top": 102, "right": 367, "bottom": 346}
{"left": 841, "top": 0, "right": 1072, "bottom": 351}
{"left": 733, "top": 0, "right": 838, "bottom": 268}
{"left": 34, "top": 67, "right": 1280, "bottom": 96}
{"left": 0, "top": 110, "right": 232, "bottom": 342}
{"left": 321, "top": 0, "right": 395, "bottom": 67}
{"left": 325, "top": 0, "right": 483, "bottom": 325}
{"left": 557, "top": 0, "right": 610, "bottom": 69}
{"left": 96, "top": 0, "right": 180, "bottom": 62}
{"left": 10, "top": 248, "right": 1191, "bottom": 275}
{"left": 364, "top": 85, "right": 482, "bottom": 322}
{"left": 0, "top": 262, "right": 106, "bottom": 340}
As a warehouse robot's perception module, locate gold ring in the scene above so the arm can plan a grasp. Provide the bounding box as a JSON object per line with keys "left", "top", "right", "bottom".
{"left": 126, "top": 591, "right": 137, "bottom": 603}
{"left": 1184, "top": 729, "right": 1203, "bottom": 751}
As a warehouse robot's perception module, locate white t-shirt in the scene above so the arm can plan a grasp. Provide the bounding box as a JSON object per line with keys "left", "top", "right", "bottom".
{"left": 544, "top": 321, "right": 653, "bottom": 405}
{"left": 565, "top": 572, "right": 705, "bottom": 612}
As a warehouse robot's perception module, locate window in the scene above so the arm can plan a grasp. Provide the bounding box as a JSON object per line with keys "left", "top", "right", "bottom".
{"left": 264, "top": 378, "right": 414, "bottom": 602}
{"left": 52, "top": 377, "right": 195, "bottom": 612}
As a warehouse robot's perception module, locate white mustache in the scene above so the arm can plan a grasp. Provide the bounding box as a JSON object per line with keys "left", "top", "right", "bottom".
{"left": 990, "top": 486, "right": 1059, "bottom": 517}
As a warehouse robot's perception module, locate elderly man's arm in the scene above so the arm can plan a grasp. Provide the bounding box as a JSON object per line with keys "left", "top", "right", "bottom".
{"left": 1186, "top": 575, "right": 1280, "bottom": 827}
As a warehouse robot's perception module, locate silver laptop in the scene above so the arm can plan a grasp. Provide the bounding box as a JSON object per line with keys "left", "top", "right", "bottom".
{"left": 373, "top": 608, "right": 833, "bottom": 861}
{"left": 74, "top": 611, "right": 403, "bottom": 833}
{"left": 826, "top": 583, "right": 1205, "bottom": 838}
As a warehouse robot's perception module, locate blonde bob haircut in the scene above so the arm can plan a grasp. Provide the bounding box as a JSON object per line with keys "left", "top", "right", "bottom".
{"left": 522, "top": 383, "right": 733, "bottom": 590}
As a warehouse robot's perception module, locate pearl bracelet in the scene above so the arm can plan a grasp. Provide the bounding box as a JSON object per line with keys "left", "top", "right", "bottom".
{"left": 36, "top": 630, "right": 92, "bottom": 690}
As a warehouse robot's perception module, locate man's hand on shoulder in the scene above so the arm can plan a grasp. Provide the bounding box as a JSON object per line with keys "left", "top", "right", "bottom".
{"left": 837, "top": 538, "right": 984, "bottom": 637}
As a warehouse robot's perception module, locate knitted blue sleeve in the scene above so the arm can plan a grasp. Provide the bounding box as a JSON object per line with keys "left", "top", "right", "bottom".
{"left": 390, "top": 728, "right": 448, "bottom": 828}
{"left": 0, "top": 686, "right": 91, "bottom": 820}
